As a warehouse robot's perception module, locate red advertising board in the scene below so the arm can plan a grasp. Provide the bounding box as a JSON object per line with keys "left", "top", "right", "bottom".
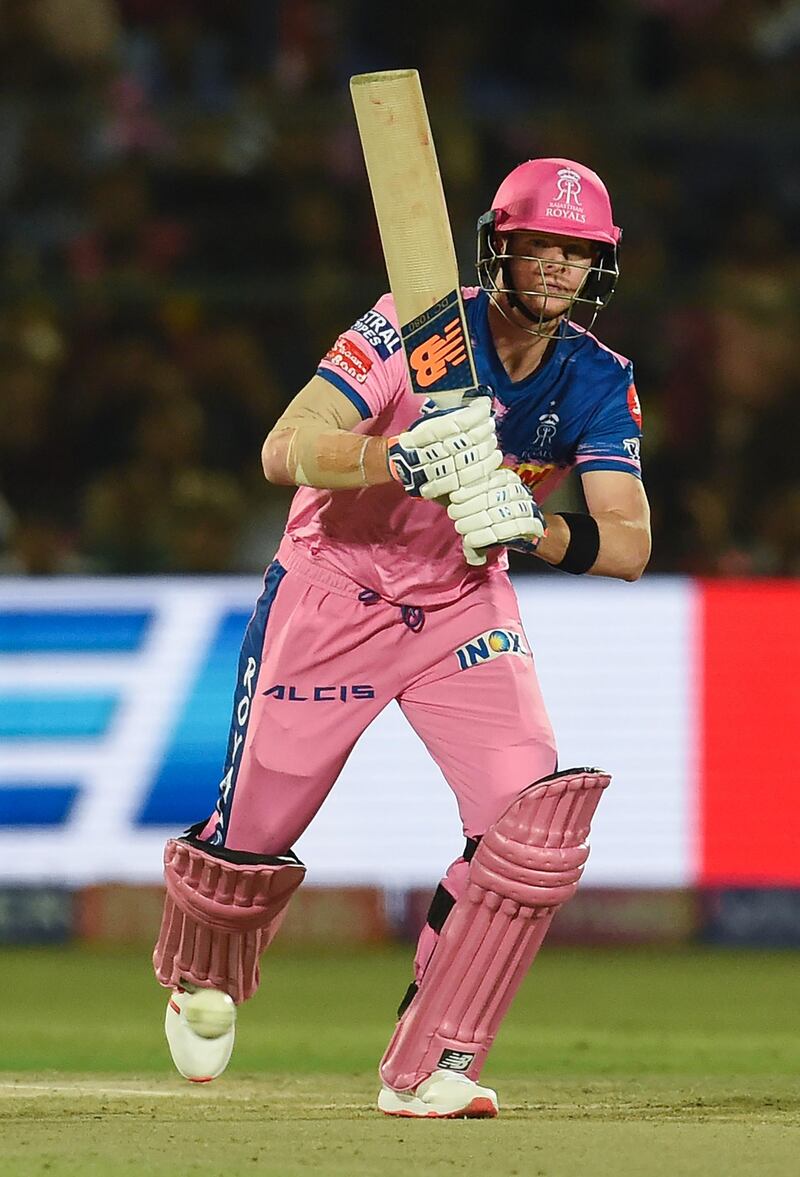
{"left": 699, "top": 581, "right": 800, "bottom": 884}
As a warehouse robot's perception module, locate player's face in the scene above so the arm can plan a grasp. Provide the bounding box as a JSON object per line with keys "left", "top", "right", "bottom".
{"left": 500, "top": 231, "right": 596, "bottom": 324}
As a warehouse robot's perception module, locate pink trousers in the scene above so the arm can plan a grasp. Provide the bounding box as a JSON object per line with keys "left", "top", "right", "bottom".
{"left": 200, "top": 543, "right": 557, "bottom": 983}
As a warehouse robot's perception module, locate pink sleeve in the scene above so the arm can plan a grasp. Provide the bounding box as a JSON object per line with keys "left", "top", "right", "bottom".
{"left": 316, "top": 294, "right": 407, "bottom": 419}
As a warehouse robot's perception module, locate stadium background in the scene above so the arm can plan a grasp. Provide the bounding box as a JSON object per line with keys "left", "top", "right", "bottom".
{"left": 1, "top": 0, "right": 799, "bottom": 941}
{"left": 1, "top": 5, "right": 799, "bottom": 1173}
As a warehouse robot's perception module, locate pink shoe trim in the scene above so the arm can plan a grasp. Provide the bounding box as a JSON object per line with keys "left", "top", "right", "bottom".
{"left": 381, "top": 1097, "right": 497, "bottom": 1119}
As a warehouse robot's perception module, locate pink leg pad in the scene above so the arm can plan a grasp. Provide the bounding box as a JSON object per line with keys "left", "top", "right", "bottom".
{"left": 153, "top": 836, "right": 305, "bottom": 1004}
{"left": 380, "top": 768, "right": 610, "bottom": 1091}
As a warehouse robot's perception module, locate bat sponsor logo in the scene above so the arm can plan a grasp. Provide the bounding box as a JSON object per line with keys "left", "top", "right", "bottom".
{"left": 405, "top": 294, "right": 457, "bottom": 334}
{"left": 350, "top": 310, "right": 402, "bottom": 359}
{"left": 408, "top": 318, "right": 468, "bottom": 389}
{"left": 454, "top": 629, "right": 528, "bottom": 671}
{"left": 401, "top": 288, "right": 474, "bottom": 394}
{"left": 324, "top": 335, "right": 373, "bottom": 384}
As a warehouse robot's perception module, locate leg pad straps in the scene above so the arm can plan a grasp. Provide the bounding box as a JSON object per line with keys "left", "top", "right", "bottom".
{"left": 153, "top": 836, "right": 305, "bottom": 1004}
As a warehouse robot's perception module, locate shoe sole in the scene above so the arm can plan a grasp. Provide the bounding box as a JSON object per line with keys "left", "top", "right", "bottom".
{"left": 380, "top": 1096, "right": 498, "bottom": 1119}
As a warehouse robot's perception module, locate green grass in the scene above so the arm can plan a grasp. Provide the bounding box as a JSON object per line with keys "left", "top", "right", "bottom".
{"left": 1, "top": 945, "right": 799, "bottom": 1176}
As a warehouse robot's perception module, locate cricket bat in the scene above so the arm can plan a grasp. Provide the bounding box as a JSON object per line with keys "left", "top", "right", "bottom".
{"left": 350, "top": 69, "right": 478, "bottom": 412}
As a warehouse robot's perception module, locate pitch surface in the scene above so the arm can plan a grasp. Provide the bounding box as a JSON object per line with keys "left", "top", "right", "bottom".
{"left": 2, "top": 946, "right": 798, "bottom": 1175}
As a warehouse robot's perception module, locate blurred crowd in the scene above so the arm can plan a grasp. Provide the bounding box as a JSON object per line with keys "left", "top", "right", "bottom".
{"left": 0, "top": 0, "right": 798, "bottom": 576}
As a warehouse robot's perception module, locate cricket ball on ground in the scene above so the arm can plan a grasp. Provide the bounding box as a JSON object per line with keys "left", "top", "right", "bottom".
{"left": 184, "top": 989, "right": 236, "bottom": 1039}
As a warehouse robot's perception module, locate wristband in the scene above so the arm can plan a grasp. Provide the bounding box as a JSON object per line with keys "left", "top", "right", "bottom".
{"left": 555, "top": 512, "right": 600, "bottom": 575}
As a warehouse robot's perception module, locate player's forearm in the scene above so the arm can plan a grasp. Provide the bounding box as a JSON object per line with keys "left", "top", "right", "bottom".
{"left": 536, "top": 511, "right": 651, "bottom": 581}
{"left": 262, "top": 426, "right": 393, "bottom": 490}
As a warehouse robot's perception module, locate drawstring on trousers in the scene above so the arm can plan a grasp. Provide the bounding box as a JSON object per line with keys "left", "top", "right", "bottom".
{"left": 358, "top": 589, "right": 426, "bottom": 633}
{"left": 399, "top": 606, "right": 425, "bottom": 632}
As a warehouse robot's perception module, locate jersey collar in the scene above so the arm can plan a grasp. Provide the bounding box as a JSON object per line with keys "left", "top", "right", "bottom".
{"left": 468, "top": 290, "right": 578, "bottom": 400}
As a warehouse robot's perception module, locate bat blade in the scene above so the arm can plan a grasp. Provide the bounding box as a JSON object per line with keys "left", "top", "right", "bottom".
{"left": 350, "top": 69, "right": 478, "bottom": 408}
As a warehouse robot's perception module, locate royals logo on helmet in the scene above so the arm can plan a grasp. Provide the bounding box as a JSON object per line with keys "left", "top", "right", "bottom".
{"left": 454, "top": 629, "right": 529, "bottom": 671}
{"left": 547, "top": 167, "right": 586, "bottom": 223}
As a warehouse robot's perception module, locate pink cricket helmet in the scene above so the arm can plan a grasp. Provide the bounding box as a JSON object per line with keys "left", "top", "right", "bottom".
{"left": 476, "top": 157, "right": 622, "bottom": 334}
{"left": 491, "top": 158, "right": 621, "bottom": 247}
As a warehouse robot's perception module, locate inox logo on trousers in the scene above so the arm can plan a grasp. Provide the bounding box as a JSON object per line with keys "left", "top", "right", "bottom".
{"left": 454, "top": 629, "right": 528, "bottom": 670}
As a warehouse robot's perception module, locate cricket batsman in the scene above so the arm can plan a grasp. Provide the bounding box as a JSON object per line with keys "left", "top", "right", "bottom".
{"left": 153, "top": 158, "right": 651, "bottom": 1117}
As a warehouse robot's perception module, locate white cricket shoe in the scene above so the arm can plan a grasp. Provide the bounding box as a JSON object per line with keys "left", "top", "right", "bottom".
{"left": 164, "top": 985, "right": 236, "bottom": 1083}
{"left": 378, "top": 1069, "right": 498, "bottom": 1118}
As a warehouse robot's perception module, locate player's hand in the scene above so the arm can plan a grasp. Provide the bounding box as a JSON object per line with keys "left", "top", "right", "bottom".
{"left": 387, "top": 391, "right": 502, "bottom": 499}
{"left": 447, "top": 468, "right": 546, "bottom": 555}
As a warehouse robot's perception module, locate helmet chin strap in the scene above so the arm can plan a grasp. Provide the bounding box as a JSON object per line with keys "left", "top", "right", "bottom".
{"left": 500, "top": 258, "right": 563, "bottom": 333}
{"left": 478, "top": 225, "right": 608, "bottom": 342}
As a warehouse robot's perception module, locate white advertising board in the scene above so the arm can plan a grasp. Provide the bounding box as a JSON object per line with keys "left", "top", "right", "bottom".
{"left": 0, "top": 575, "right": 694, "bottom": 887}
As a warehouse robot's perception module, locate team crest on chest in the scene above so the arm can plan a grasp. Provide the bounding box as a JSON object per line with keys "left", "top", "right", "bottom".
{"left": 533, "top": 412, "right": 559, "bottom": 459}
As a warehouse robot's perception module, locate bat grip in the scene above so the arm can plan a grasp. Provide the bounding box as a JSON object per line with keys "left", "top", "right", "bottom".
{"left": 427, "top": 391, "right": 465, "bottom": 411}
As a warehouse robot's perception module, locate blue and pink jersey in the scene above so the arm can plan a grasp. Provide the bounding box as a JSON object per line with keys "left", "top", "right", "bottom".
{"left": 279, "top": 287, "right": 642, "bottom": 606}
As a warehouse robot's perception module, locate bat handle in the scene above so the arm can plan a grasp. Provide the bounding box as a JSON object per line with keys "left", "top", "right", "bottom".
{"left": 428, "top": 391, "right": 465, "bottom": 411}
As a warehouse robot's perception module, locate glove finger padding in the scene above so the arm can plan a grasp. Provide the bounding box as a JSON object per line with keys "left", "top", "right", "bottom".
{"left": 406, "top": 396, "right": 492, "bottom": 444}
{"left": 452, "top": 498, "right": 545, "bottom": 536}
{"left": 396, "top": 417, "right": 496, "bottom": 463}
{"left": 462, "top": 519, "right": 543, "bottom": 549}
{"left": 447, "top": 466, "right": 521, "bottom": 504}
{"left": 418, "top": 445, "right": 502, "bottom": 500}
{"left": 388, "top": 404, "right": 501, "bottom": 500}
{"left": 447, "top": 467, "right": 546, "bottom": 551}
{"left": 447, "top": 479, "right": 533, "bottom": 520}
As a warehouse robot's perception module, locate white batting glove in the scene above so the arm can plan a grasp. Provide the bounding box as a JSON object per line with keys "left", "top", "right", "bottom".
{"left": 448, "top": 468, "right": 547, "bottom": 557}
{"left": 405, "top": 395, "right": 493, "bottom": 445}
{"left": 387, "top": 396, "right": 502, "bottom": 499}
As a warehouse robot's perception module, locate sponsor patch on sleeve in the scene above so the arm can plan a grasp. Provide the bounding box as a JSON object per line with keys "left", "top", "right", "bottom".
{"left": 349, "top": 310, "right": 402, "bottom": 360}
{"left": 627, "top": 383, "right": 642, "bottom": 428}
{"left": 323, "top": 335, "right": 373, "bottom": 384}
